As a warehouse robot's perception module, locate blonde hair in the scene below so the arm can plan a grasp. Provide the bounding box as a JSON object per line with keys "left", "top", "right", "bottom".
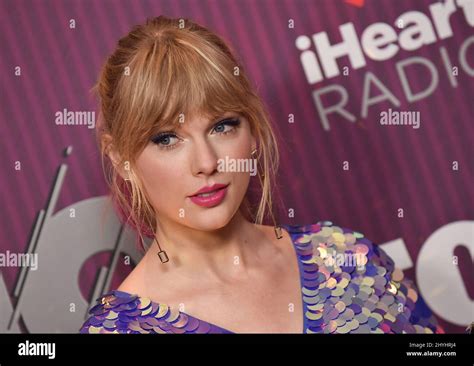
{"left": 94, "top": 16, "right": 281, "bottom": 252}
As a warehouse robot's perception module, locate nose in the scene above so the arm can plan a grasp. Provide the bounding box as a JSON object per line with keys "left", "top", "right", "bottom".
{"left": 190, "top": 139, "right": 219, "bottom": 177}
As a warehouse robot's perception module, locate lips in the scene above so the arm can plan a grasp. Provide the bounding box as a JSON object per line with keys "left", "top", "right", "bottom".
{"left": 188, "top": 184, "right": 229, "bottom": 208}
{"left": 189, "top": 183, "right": 229, "bottom": 197}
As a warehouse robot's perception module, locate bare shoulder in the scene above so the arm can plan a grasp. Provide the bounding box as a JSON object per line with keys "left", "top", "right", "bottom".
{"left": 255, "top": 222, "right": 291, "bottom": 236}
{"left": 116, "top": 255, "right": 148, "bottom": 295}
{"left": 254, "top": 223, "right": 292, "bottom": 249}
{"left": 115, "top": 251, "right": 175, "bottom": 302}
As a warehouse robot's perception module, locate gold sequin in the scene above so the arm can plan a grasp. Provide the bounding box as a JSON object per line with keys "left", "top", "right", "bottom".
{"left": 326, "top": 278, "right": 337, "bottom": 289}
{"left": 331, "top": 232, "right": 345, "bottom": 244}
{"left": 89, "top": 326, "right": 101, "bottom": 334}
{"left": 317, "top": 247, "right": 328, "bottom": 259}
{"left": 387, "top": 281, "right": 398, "bottom": 295}
{"left": 155, "top": 304, "right": 169, "bottom": 319}
{"left": 331, "top": 286, "right": 344, "bottom": 297}
{"left": 105, "top": 311, "right": 118, "bottom": 320}
{"left": 335, "top": 300, "right": 346, "bottom": 313}
{"left": 138, "top": 297, "right": 151, "bottom": 309}
{"left": 101, "top": 295, "right": 114, "bottom": 306}
{"left": 362, "top": 277, "right": 375, "bottom": 287}
{"left": 166, "top": 307, "right": 180, "bottom": 323}
{"left": 392, "top": 268, "right": 404, "bottom": 282}
{"left": 306, "top": 311, "right": 323, "bottom": 320}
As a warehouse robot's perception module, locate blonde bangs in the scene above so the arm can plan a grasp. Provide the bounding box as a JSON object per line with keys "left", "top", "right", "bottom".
{"left": 112, "top": 32, "right": 252, "bottom": 162}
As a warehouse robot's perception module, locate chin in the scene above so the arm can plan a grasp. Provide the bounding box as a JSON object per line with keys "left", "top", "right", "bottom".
{"left": 188, "top": 206, "right": 235, "bottom": 231}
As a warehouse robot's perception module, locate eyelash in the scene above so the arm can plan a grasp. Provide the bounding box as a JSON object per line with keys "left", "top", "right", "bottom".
{"left": 151, "top": 118, "right": 241, "bottom": 151}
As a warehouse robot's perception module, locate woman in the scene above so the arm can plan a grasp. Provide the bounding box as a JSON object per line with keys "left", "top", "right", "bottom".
{"left": 79, "top": 16, "right": 443, "bottom": 334}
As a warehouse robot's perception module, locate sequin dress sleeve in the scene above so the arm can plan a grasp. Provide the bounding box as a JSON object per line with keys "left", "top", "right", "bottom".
{"left": 294, "top": 221, "right": 445, "bottom": 334}
{"left": 79, "top": 290, "right": 232, "bottom": 334}
{"left": 359, "top": 236, "right": 443, "bottom": 333}
{"left": 79, "top": 291, "right": 153, "bottom": 334}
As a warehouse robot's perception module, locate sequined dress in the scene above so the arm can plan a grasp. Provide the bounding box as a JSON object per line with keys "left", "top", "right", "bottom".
{"left": 79, "top": 221, "right": 444, "bottom": 334}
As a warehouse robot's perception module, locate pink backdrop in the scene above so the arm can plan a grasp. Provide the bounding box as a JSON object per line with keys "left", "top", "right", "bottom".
{"left": 0, "top": 0, "right": 472, "bottom": 333}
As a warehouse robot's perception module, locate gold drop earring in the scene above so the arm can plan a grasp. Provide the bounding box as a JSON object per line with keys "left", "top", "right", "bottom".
{"left": 126, "top": 173, "right": 169, "bottom": 264}
{"left": 143, "top": 213, "right": 169, "bottom": 264}
{"left": 149, "top": 222, "right": 169, "bottom": 263}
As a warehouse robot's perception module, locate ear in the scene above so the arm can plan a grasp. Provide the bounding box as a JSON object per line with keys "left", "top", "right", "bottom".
{"left": 101, "top": 133, "right": 130, "bottom": 180}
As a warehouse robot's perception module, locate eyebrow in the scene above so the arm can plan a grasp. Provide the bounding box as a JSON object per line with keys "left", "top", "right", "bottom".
{"left": 156, "top": 113, "right": 238, "bottom": 133}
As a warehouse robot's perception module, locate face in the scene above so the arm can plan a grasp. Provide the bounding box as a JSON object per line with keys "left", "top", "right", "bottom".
{"left": 133, "top": 111, "right": 256, "bottom": 231}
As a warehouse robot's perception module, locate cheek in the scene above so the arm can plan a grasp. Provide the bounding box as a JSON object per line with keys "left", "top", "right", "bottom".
{"left": 220, "top": 128, "right": 253, "bottom": 159}
{"left": 223, "top": 156, "right": 253, "bottom": 201}
{"left": 135, "top": 148, "right": 184, "bottom": 209}
{"left": 231, "top": 171, "right": 251, "bottom": 200}
{"left": 220, "top": 128, "right": 254, "bottom": 197}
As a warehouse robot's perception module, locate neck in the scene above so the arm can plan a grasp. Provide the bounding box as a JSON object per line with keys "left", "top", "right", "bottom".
{"left": 148, "top": 210, "right": 270, "bottom": 283}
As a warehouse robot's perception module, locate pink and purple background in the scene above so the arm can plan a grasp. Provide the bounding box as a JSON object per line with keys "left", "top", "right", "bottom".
{"left": 0, "top": 0, "right": 472, "bottom": 333}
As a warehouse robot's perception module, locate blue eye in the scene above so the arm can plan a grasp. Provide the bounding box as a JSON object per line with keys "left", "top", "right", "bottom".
{"left": 212, "top": 118, "right": 241, "bottom": 134}
{"left": 151, "top": 133, "right": 179, "bottom": 150}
